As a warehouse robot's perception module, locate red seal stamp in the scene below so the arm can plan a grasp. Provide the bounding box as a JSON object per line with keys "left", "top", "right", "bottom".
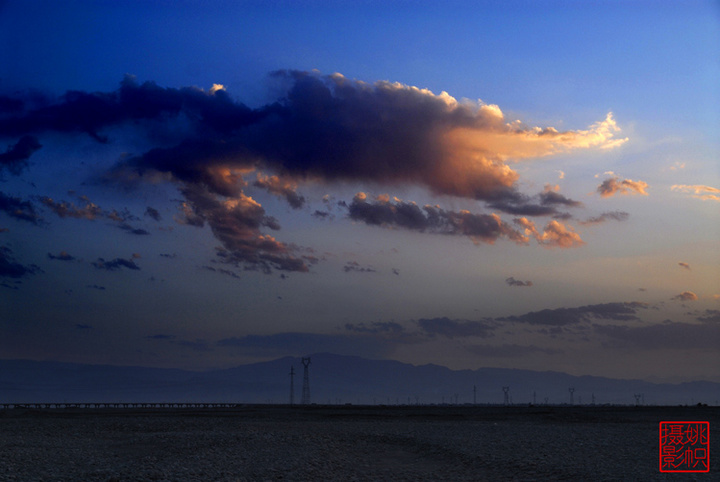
{"left": 659, "top": 421, "right": 709, "bottom": 472}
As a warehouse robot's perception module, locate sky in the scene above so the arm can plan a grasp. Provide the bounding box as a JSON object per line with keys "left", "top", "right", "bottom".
{"left": 1, "top": 0, "right": 718, "bottom": 383}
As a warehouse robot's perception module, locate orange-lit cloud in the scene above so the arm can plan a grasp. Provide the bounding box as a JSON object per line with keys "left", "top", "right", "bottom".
{"left": 514, "top": 217, "right": 584, "bottom": 248}
{"left": 671, "top": 184, "right": 720, "bottom": 202}
{"left": 678, "top": 262, "right": 691, "bottom": 271}
{"left": 597, "top": 176, "right": 648, "bottom": 198}
{"left": 671, "top": 291, "right": 698, "bottom": 302}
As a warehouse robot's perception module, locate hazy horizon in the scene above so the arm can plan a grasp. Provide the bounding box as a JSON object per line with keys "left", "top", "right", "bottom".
{"left": 1, "top": 1, "right": 718, "bottom": 384}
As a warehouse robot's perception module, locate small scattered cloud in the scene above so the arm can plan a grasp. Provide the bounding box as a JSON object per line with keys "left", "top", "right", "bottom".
{"left": 0, "top": 135, "right": 42, "bottom": 175}
{"left": 47, "top": 251, "right": 76, "bottom": 261}
{"left": 39, "top": 196, "right": 102, "bottom": 220}
{"left": 597, "top": 176, "right": 648, "bottom": 198}
{"left": 497, "top": 301, "right": 648, "bottom": 326}
{"left": 144, "top": 206, "right": 161, "bottom": 221}
{"left": 86, "top": 284, "right": 106, "bottom": 290}
{"left": 146, "top": 334, "right": 176, "bottom": 341}
{"left": 344, "top": 322, "right": 405, "bottom": 334}
{"left": 678, "top": 262, "right": 691, "bottom": 271}
{"left": 343, "top": 261, "right": 376, "bottom": 273}
{"left": 514, "top": 217, "right": 585, "bottom": 248}
{"left": 92, "top": 257, "right": 140, "bottom": 271}
{"left": 579, "top": 211, "right": 629, "bottom": 225}
{"left": 671, "top": 291, "right": 698, "bottom": 302}
{"left": 0, "top": 245, "right": 41, "bottom": 278}
{"left": 416, "top": 317, "right": 495, "bottom": 339}
{"left": 202, "top": 265, "right": 241, "bottom": 279}
{"left": 506, "top": 277, "right": 532, "bottom": 287}
{"left": 253, "top": 174, "right": 305, "bottom": 209}
{"left": 466, "top": 343, "right": 562, "bottom": 357}
{"left": 0, "top": 191, "right": 41, "bottom": 224}
{"left": 671, "top": 184, "right": 720, "bottom": 202}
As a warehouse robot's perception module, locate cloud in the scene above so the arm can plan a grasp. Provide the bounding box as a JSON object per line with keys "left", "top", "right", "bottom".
{"left": 86, "top": 284, "right": 106, "bottom": 290}
{"left": 144, "top": 206, "right": 161, "bottom": 221}
{"left": 579, "top": 211, "right": 629, "bottom": 225}
{"left": 343, "top": 261, "right": 376, "bottom": 273}
{"left": 146, "top": 334, "right": 176, "bottom": 340}
{"left": 75, "top": 324, "right": 92, "bottom": 330}
{"left": 3, "top": 72, "right": 629, "bottom": 272}
{"left": 202, "top": 265, "right": 241, "bottom": 279}
{"left": 597, "top": 176, "right": 649, "bottom": 197}
{"left": 116, "top": 223, "right": 150, "bottom": 235}
{"left": 91, "top": 257, "right": 140, "bottom": 271}
{"left": 466, "top": 343, "right": 562, "bottom": 357}
{"left": 496, "top": 301, "right": 648, "bottom": 326}
{"left": 0, "top": 191, "right": 41, "bottom": 224}
{"left": 678, "top": 262, "right": 691, "bottom": 271}
{"left": 671, "top": 291, "right": 698, "bottom": 302}
{"left": 344, "top": 322, "right": 405, "bottom": 334}
{"left": 514, "top": 217, "right": 585, "bottom": 248}
{"left": 0, "top": 245, "right": 41, "bottom": 278}
{"left": 416, "top": 317, "right": 495, "bottom": 339}
{"left": 216, "top": 332, "right": 398, "bottom": 358}
{"left": 0, "top": 135, "right": 42, "bottom": 175}
{"left": 506, "top": 277, "right": 532, "bottom": 287}
{"left": 253, "top": 174, "right": 305, "bottom": 209}
{"left": 181, "top": 184, "right": 309, "bottom": 273}
{"left": 39, "top": 196, "right": 102, "bottom": 220}
{"left": 347, "top": 193, "right": 528, "bottom": 245}
{"left": 47, "top": 251, "right": 76, "bottom": 261}
{"left": 595, "top": 321, "right": 720, "bottom": 350}
{"left": 696, "top": 309, "right": 720, "bottom": 323}
{"left": 671, "top": 184, "right": 720, "bottom": 202}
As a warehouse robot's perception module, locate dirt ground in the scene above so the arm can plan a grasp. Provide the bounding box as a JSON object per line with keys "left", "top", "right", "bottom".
{"left": 0, "top": 405, "right": 717, "bottom": 481}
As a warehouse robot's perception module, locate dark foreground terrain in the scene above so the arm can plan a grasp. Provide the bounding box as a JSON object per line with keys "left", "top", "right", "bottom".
{"left": 0, "top": 405, "right": 717, "bottom": 481}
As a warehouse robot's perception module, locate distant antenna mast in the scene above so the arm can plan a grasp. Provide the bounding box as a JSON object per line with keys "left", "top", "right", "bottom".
{"left": 568, "top": 387, "right": 575, "bottom": 405}
{"left": 503, "top": 386, "right": 510, "bottom": 406}
{"left": 301, "top": 357, "right": 311, "bottom": 404}
{"left": 289, "top": 366, "right": 295, "bottom": 405}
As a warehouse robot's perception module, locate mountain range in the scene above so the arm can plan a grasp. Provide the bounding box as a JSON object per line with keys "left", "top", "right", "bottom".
{"left": 1, "top": 354, "right": 717, "bottom": 406}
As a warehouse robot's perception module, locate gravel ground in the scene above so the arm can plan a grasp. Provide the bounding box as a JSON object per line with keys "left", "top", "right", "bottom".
{"left": 0, "top": 406, "right": 717, "bottom": 481}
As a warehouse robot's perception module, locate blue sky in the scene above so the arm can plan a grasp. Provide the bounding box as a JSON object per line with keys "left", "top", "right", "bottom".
{"left": 1, "top": 0, "right": 718, "bottom": 383}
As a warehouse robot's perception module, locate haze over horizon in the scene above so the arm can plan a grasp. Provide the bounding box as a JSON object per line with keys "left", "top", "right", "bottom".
{"left": 1, "top": 1, "right": 718, "bottom": 384}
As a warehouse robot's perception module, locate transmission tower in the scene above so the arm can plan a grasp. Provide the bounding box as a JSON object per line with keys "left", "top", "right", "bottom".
{"left": 289, "top": 366, "right": 295, "bottom": 405}
{"left": 301, "top": 357, "right": 311, "bottom": 404}
{"left": 503, "top": 386, "right": 510, "bottom": 406}
{"left": 568, "top": 387, "right": 575, "bottom": 405}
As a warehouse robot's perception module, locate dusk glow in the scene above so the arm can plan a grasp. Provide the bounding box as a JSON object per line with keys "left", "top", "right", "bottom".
{"left": 1, "top": 0, "right": 718, "bottom": 384}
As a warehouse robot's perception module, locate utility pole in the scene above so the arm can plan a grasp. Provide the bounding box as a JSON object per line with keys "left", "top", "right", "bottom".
{"left": 289, "top": 366, "right": 295, "bottom": 405}
{"left": 301, "top": 357, "right": 311, "bottom": 405}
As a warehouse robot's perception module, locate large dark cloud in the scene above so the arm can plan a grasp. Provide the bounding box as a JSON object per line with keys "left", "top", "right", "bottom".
{"left": 497, "top": 302, "right": 648, "bottom": 326}
{"left": 0, "top": 136, "right": 42, "bottom": 175}
{"left": 1, "top": 72, "right": 626, "bottom": 272}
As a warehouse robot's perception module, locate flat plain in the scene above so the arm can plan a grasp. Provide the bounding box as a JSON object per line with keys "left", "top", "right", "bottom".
{"left": 1, "top": 405, "right": 717, "bottom": 481}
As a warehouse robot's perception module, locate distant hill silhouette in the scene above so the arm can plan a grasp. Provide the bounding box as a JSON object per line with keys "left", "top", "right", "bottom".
{"left": 1, "top": 354, "right": 717, "bottom": 405}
